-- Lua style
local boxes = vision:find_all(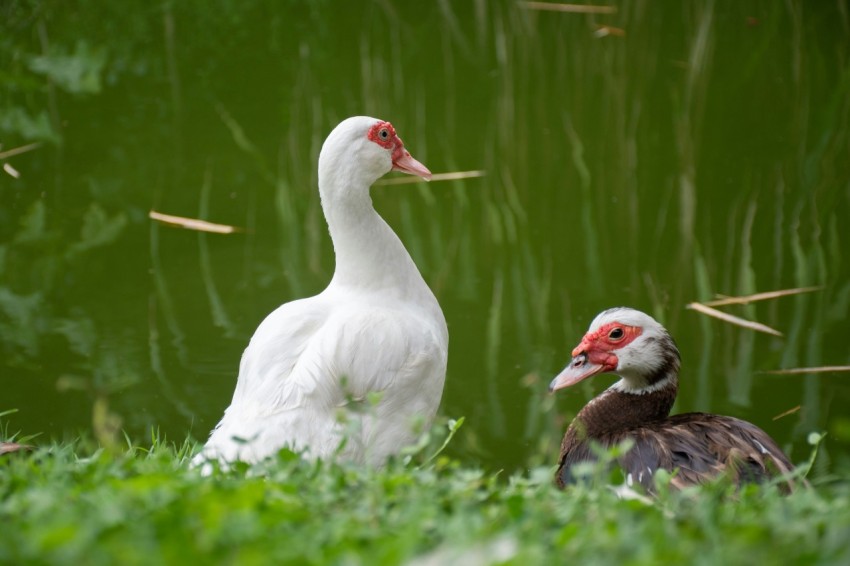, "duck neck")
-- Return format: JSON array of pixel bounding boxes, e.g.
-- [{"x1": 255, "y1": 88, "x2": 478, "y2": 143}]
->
[
  {"x1": 569, "y1": 377, "x2": 678, "y2": 441},
  {"x1": 573, "y1": 337, "x2": 682, "y2": 439},
  {"x1": 319, "y1": 174, "x2": 427, "y2": 297}
]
